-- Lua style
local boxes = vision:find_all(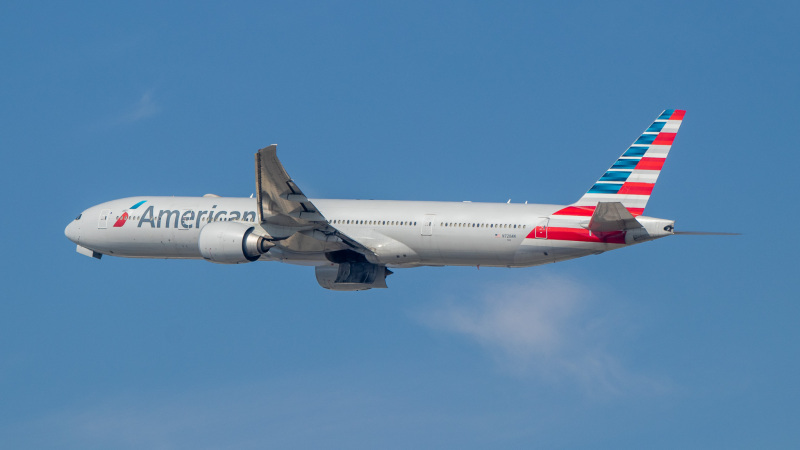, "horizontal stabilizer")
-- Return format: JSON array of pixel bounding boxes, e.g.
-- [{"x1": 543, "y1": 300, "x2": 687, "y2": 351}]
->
[{"x1": 587, "y1": 202, "x2": 643, "y2": 232}]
